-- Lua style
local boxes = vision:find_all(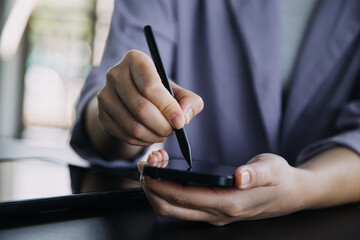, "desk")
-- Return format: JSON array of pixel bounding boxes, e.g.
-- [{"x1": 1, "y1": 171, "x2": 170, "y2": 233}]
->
[
  {"x1": 0, "y1": 138, "x2": 359, "y2": 239},
  {"x1": 0, "y1": 195, "x2": 359, "y2": 240}
]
